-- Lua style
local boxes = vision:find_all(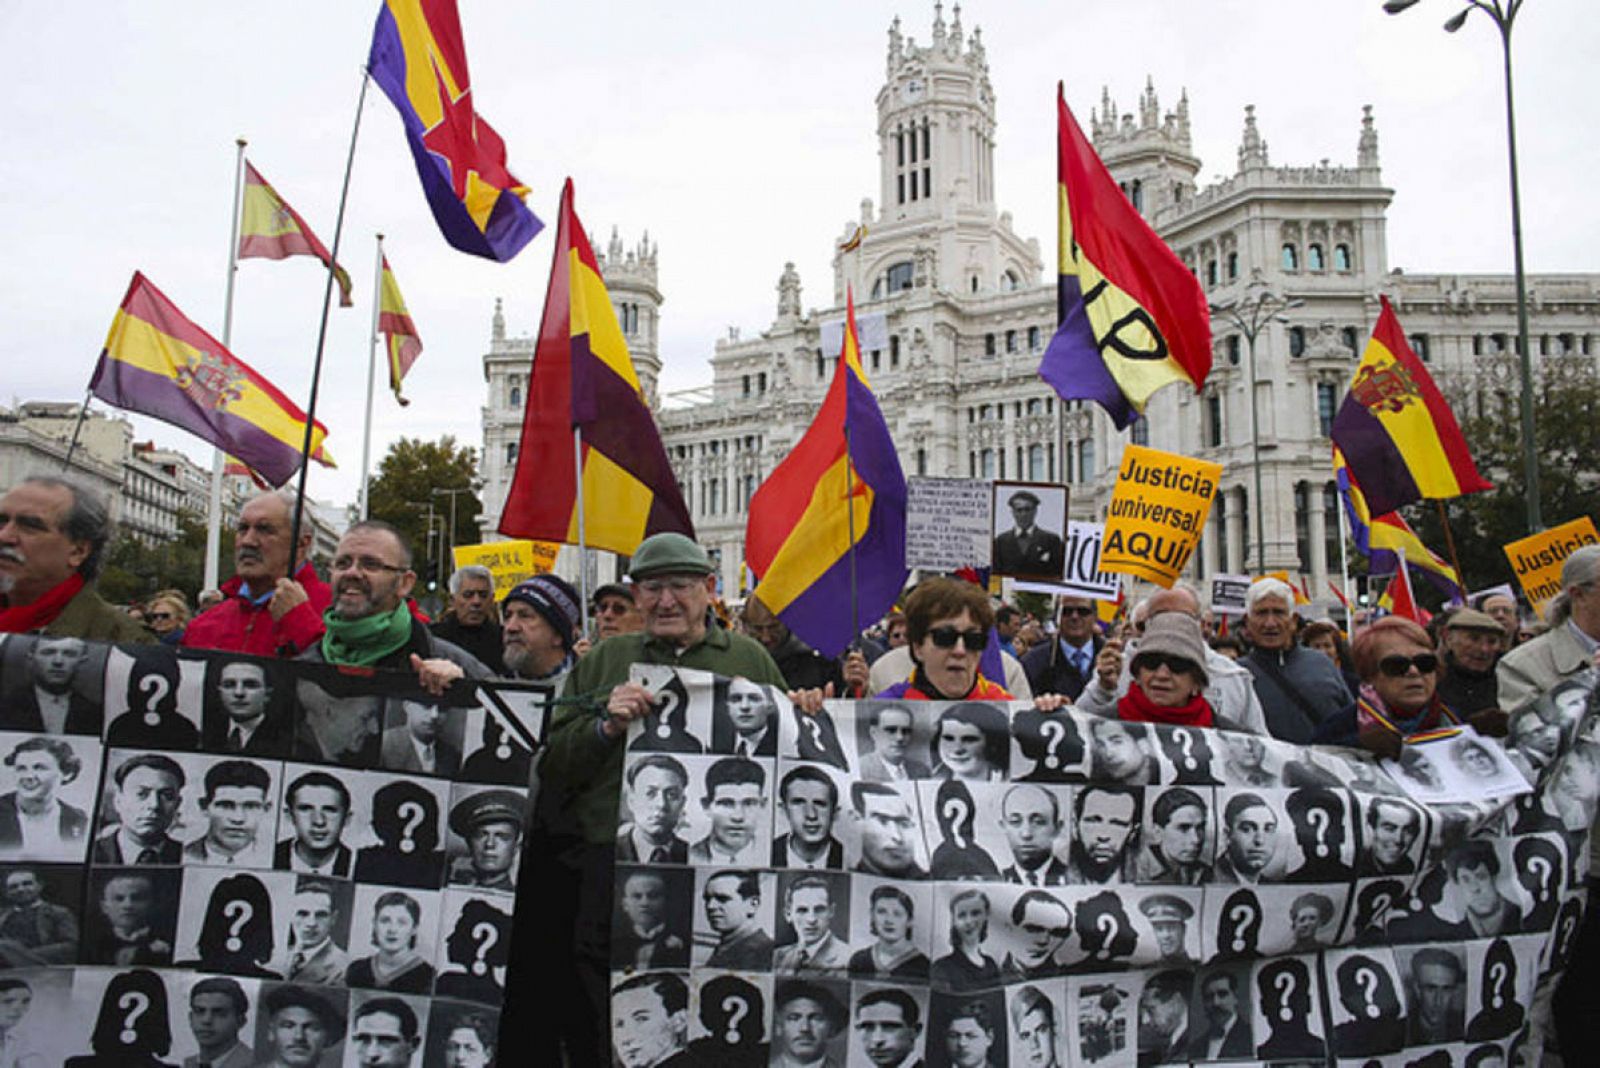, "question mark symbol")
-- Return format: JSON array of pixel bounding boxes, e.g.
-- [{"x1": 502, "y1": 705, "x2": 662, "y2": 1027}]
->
[
  {"x1": 941, "y1": 796, "x2": 970, "y2": 850},
  {"x1": 1173, "y1": 729, "x2": 1197, "y2": 771},
  {"x1": 1095, "y1": 912, "x2": 1120, "y2": 960},
  {"x1": 223, "y1": 899, "x2": 253, "y2": 953},
  {"x1": 1353, "y1": 966, "x2": 1382, "y2": 1019},
  {"x1": 655, "y1": 690, "x2": 680, "y2": 739},
  {"x1": 471, "y1": 921, "x2": 499, "y2": 976},
  {"x1": 1487, "y1": 960, "x2": 1507, "y2": 1008},
  {"x1": 138, "y1": 673, "x2": 169, "y2": 726},
  {"x1": 1228, "y1": 902, "x2": 1256, "y2": 953},
  {"x1": 1272, "y1": 970, "x2": 1298, "y2": 1022},
  {"x1": 1306, "y1": 808, "x2": 1331, "y2": 859},
  {"x1": 1370, "y1": 892, "x2": 1393, "y2": 919},
  {"x1": 720, "y1": 995, "x2": 749, "y2": 1044},
  {"x1": 118, "y1": 990, "x2": 150, "y2": 1045},
  {"x1": 1040, "y1": 720, "x2": 1066, "y2": 770},
  {"x1": 802, "y1": 714, "x2": 826, "y2": 754},
  {"x1": 396, "y1": 800, "x2": 425, "y2": 855},
  {"x1": 1528, "y1": 856, "x2": 1552, "y2": 902}
]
